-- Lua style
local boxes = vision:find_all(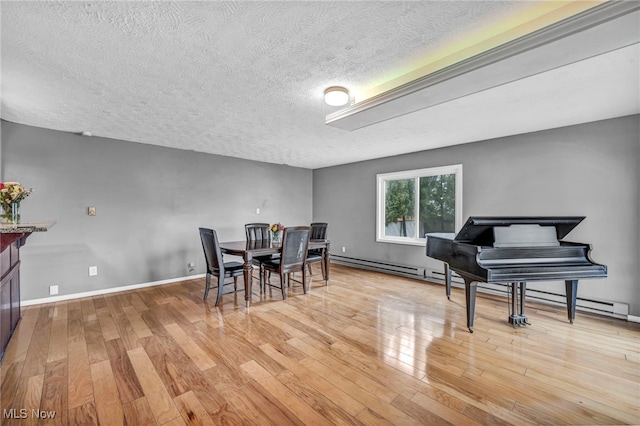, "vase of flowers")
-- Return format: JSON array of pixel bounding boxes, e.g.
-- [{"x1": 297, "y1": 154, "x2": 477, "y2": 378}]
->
[
  {"x1": 269, "y1": 222, "x2": 284, "y2": 244},
  {"x1": 0, "y1": 181, "x2": 33, "y2": 224}
]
